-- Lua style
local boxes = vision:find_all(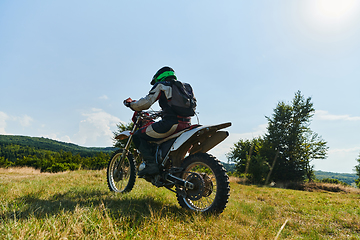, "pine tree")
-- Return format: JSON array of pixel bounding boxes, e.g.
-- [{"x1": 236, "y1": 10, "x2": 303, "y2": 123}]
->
[
  {"x1": 228, "y1": 91, "x2": 328, "y2": 183},
  {"x1": 264, "y1": 91, "x2": 328, "y2": 182}
]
